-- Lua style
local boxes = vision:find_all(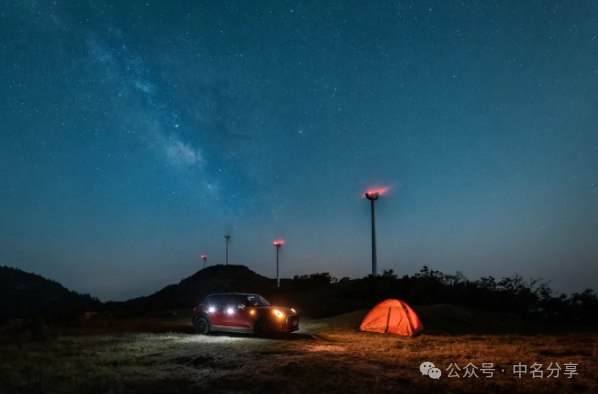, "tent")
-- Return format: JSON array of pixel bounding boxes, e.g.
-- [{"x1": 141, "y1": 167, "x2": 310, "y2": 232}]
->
[{"x1": 360, "y1": 299, "x2": 423, "y2": 336}]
